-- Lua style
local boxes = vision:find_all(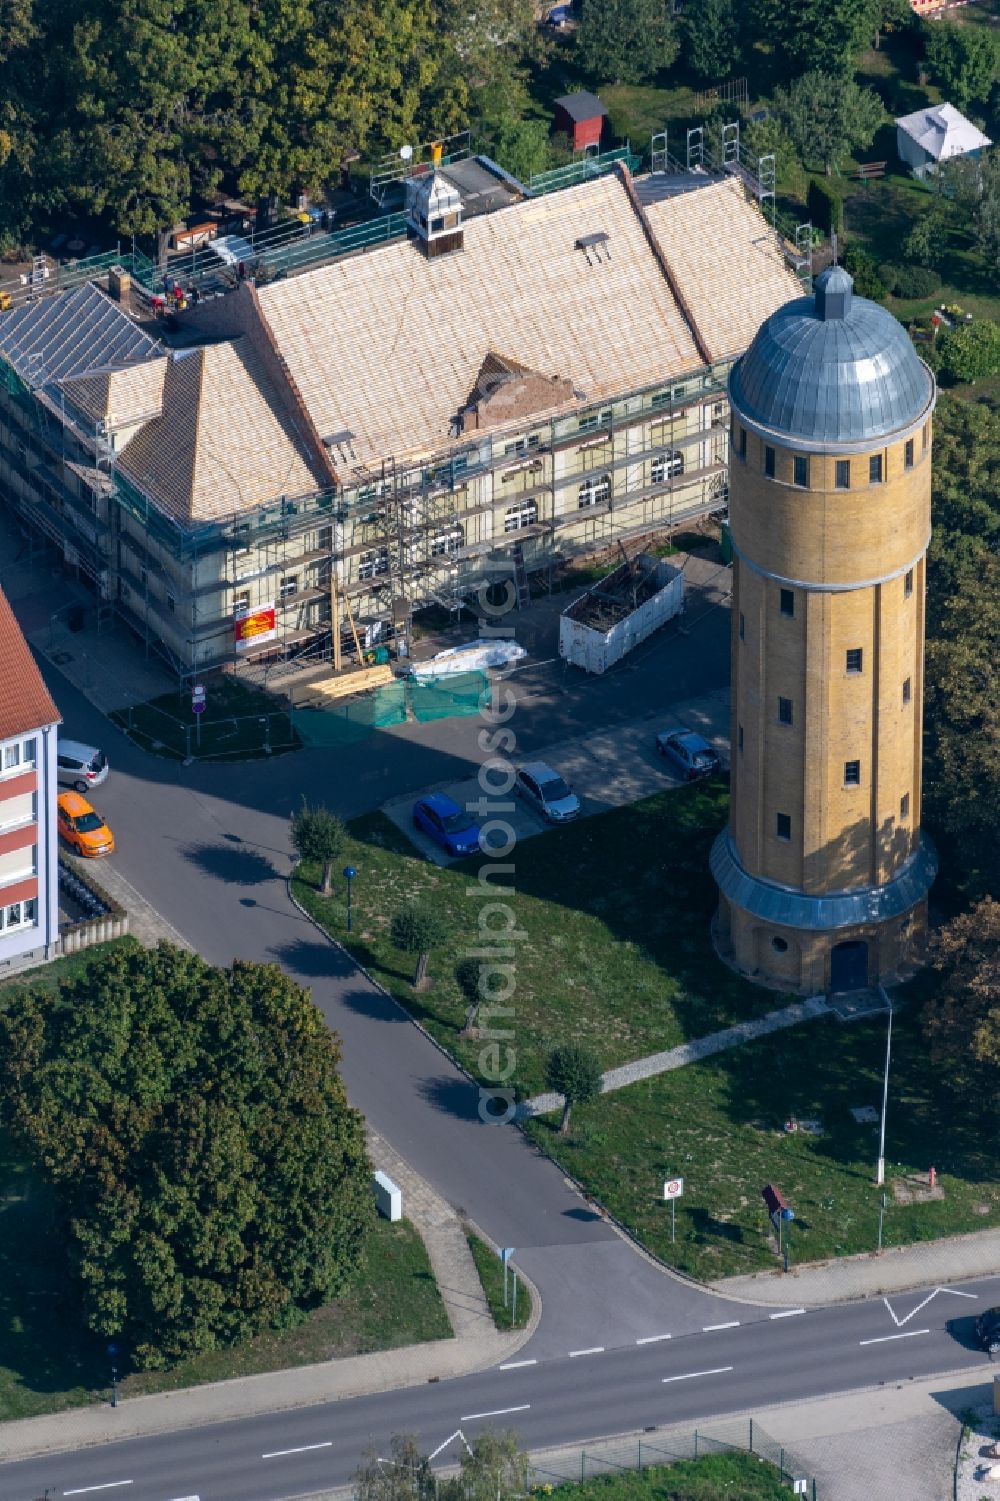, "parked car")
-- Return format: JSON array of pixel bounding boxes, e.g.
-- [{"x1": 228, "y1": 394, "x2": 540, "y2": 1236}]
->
[
  {"x1": 412, "y1": 792, "x2": 482, "y2": 858},
  {"x1": 542, "y1": 4, "x2": 572, "y2": 28},
  {"x1": 57, "y1": 738, "x2": 109, "y2": 792},
  {"x1": 976, "y1": 1306, "x2": 1000, "y2": 1358},
  {"x1": 57, "y1": 791, "x2": 115, "y2": 858},
  {"x1": 655, "y1": 727, "x2": 720, "y2": 780},
  {"x1": 515, "y1": 762, "x2": 581, "y2": 823}
]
